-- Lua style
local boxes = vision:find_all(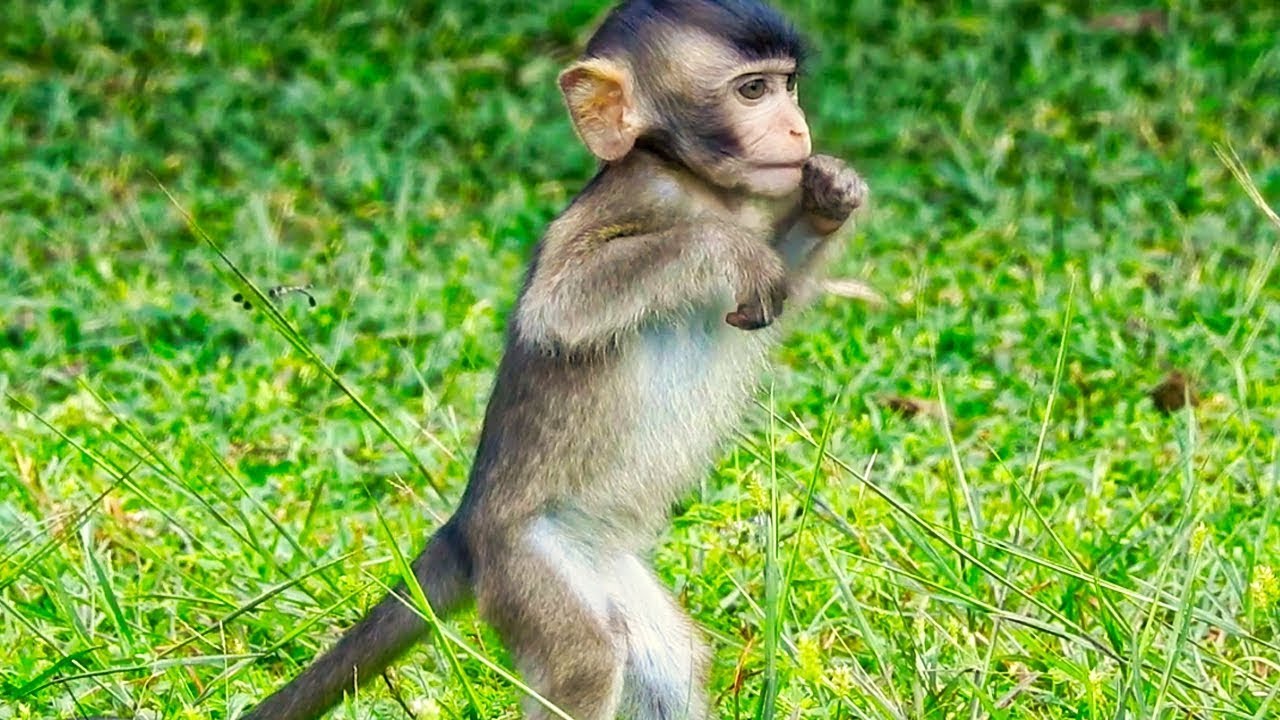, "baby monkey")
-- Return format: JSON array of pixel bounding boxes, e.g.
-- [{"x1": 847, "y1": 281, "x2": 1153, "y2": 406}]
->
[{"x1": 241, "y1": 1, "x2": 866, "y2": 718}]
